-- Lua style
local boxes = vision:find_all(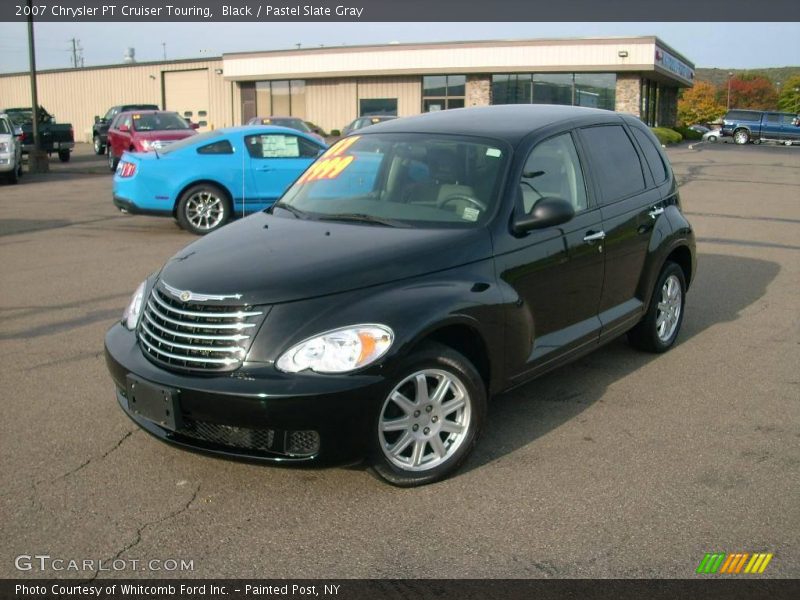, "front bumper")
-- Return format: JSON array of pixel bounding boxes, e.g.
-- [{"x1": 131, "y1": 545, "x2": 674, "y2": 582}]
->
[{"x1": 104, "y1": 323, "x2": 384, "y2": 465}]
